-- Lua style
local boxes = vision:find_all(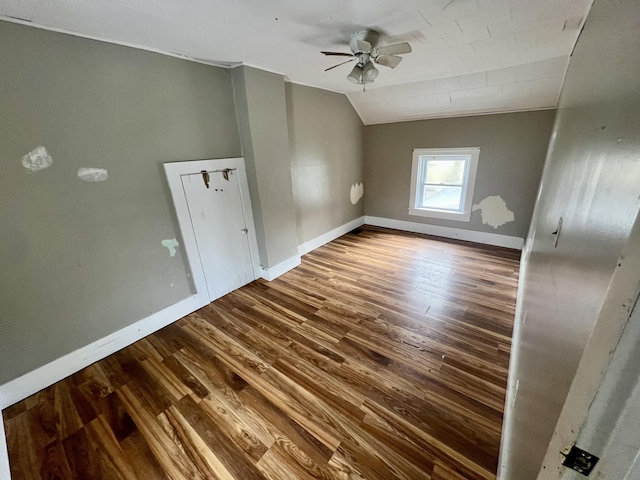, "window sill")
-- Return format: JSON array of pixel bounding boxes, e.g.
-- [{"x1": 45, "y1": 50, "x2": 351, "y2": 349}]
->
[{"x1": 408, "y1": 207, "x2": 471, "y2": 222}]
